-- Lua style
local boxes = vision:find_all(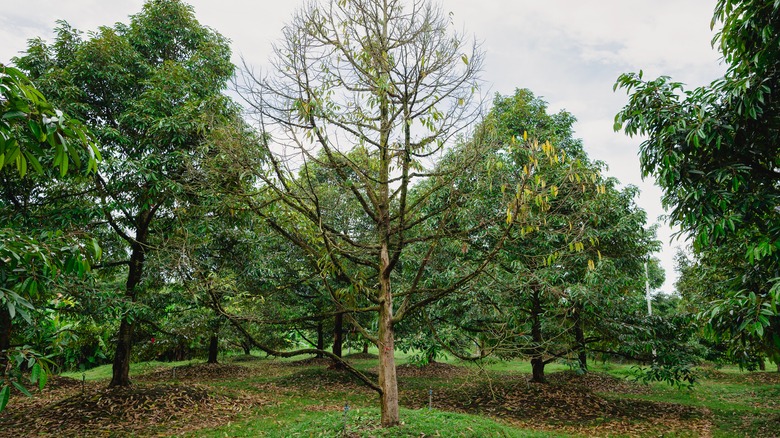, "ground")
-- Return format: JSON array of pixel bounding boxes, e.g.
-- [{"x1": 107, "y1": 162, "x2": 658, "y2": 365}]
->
[{"x1": 1, "y1": 355, "x2": 779, "y2": 437}]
